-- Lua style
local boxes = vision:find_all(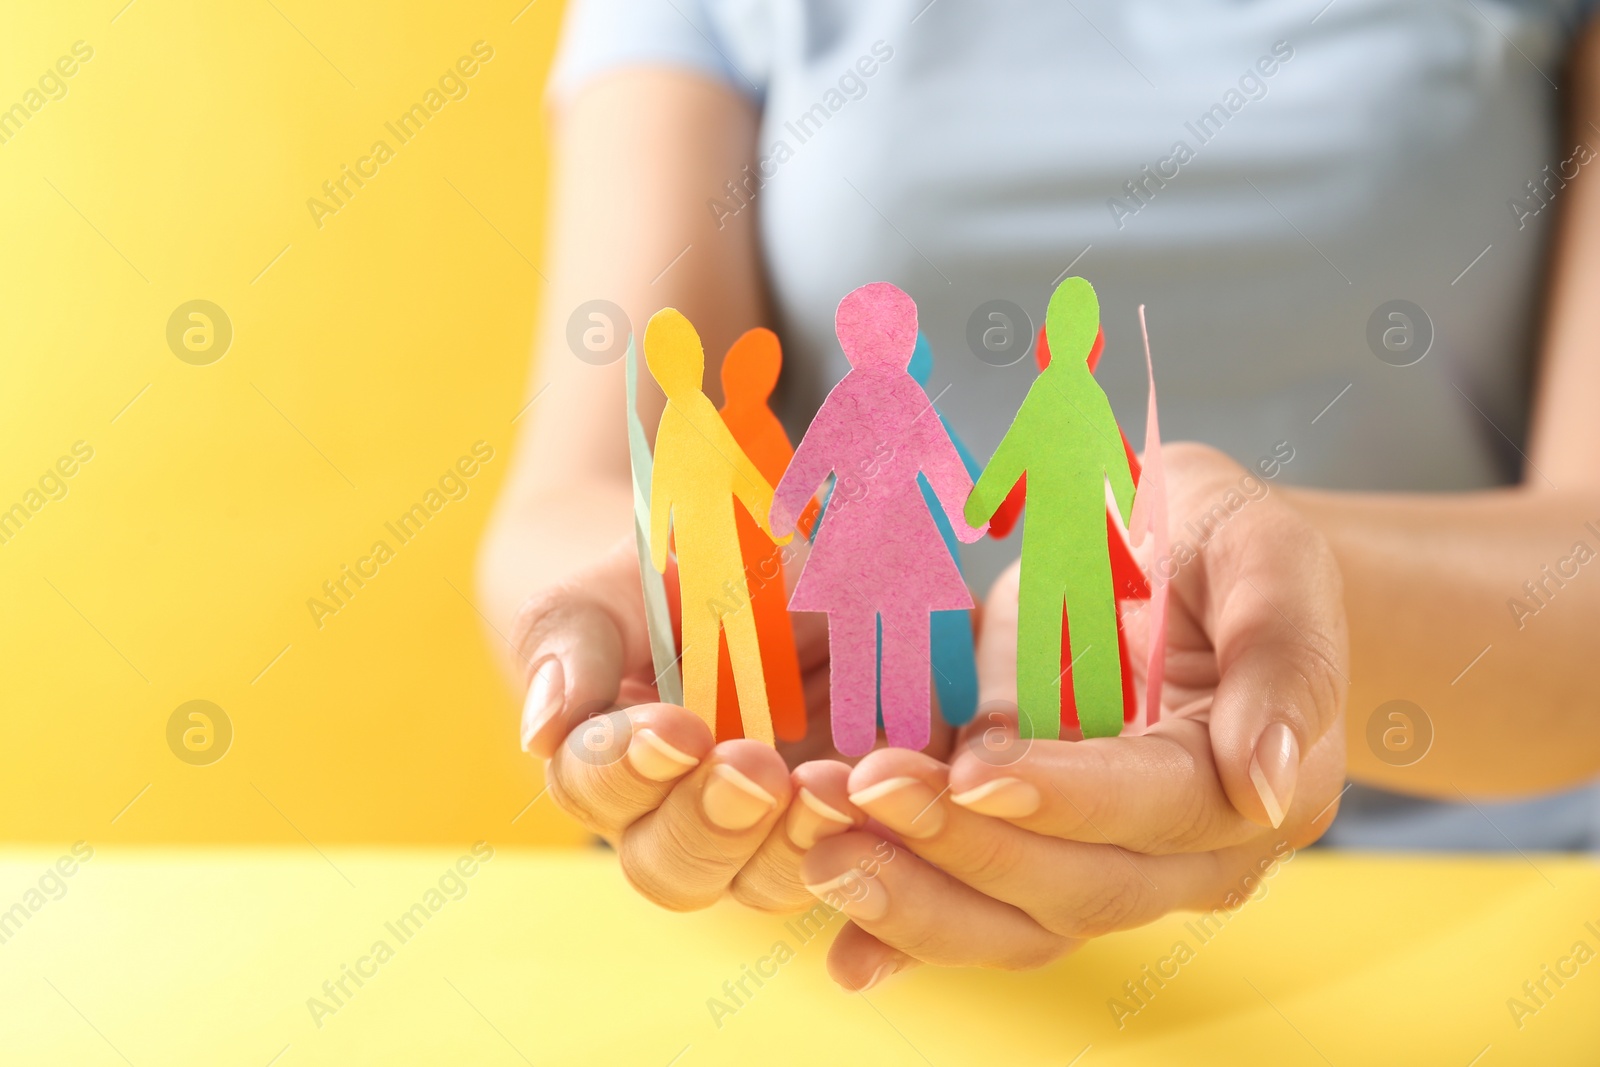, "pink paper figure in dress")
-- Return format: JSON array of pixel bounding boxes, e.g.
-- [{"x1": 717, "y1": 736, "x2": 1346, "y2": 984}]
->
[{"x1": 771, "y1": 282, "x2": 988, "y2": 755}]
